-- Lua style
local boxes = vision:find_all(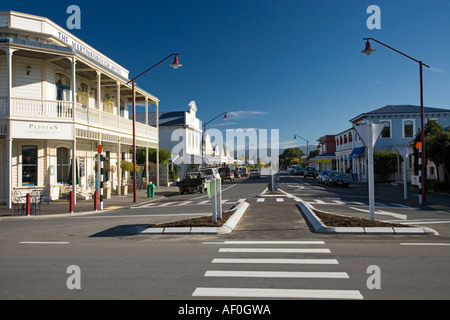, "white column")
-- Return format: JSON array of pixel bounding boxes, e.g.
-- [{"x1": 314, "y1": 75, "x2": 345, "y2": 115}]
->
[
  {"x1": 116, "y1": 81, "x2": 121, "y2": 194},
  {"x1": 6, "y1": 47, "x2": 16, "y2": 209},
  {"x1": 96, "y1": 71, "x2": 102, "y2": 200},
  {"x1": 71, "y1": 57, "x2": 77, "y2": 204}
]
